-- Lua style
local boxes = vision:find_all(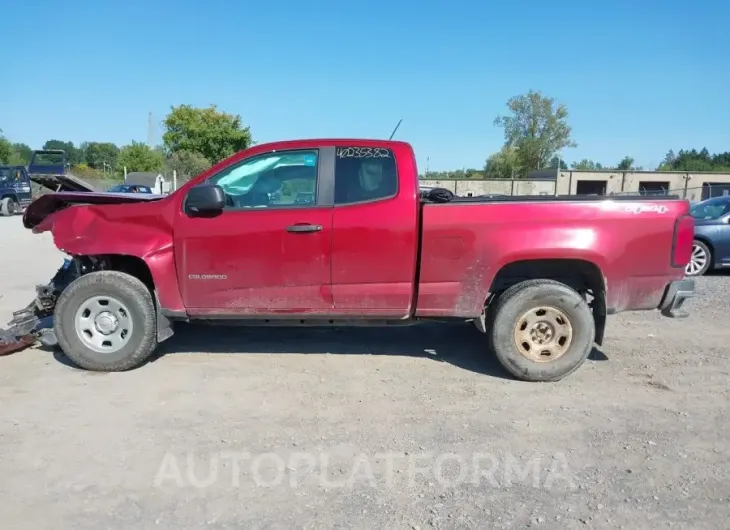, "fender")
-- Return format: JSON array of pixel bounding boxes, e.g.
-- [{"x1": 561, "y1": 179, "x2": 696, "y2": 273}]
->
[
  {"x1": 30, "y1": 200, "x2": 186, "y2": 314},
  {"x1": 458, "y1": 230, "x2": 609, "y2": 317}
]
